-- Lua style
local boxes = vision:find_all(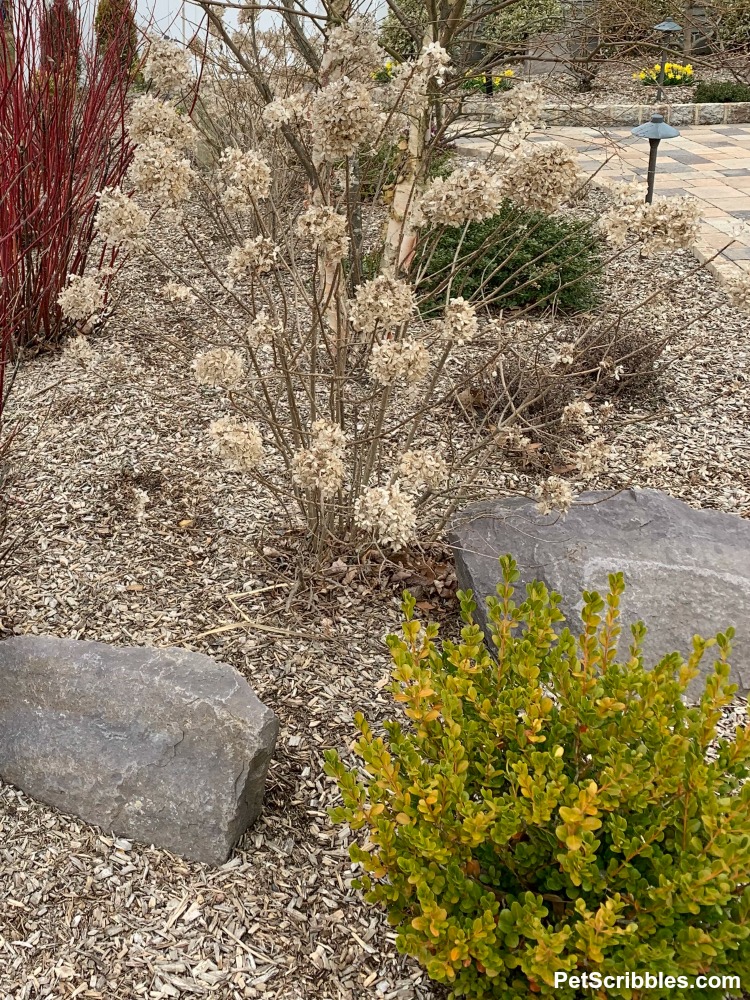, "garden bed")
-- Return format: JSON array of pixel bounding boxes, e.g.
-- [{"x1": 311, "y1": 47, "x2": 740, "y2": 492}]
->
[{"x1": 1, "y1": 182, "x2": 749, "y2": 996}]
